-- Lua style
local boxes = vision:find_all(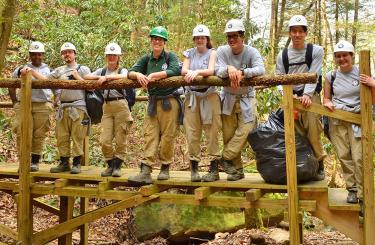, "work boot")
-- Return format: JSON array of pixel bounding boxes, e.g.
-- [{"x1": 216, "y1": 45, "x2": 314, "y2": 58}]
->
[
  {"x1": 128, "y1": 163, "x2": 153, "y2": 185},
  {"x1": 190, "y1": 160, "x2": 201, "y2": 182},
  {"x1": 202, "y1": 159, "x2": 220, "y2": 182},
  {"x1": 70, "y1": 156, "x2": 82, "y2": 174},
  {"x1": 50, "y1": 157, "x2": 70, "y2": 173},
  {"x1": 227, "y1": 167, "x2": 245, "y2": 181},
  {"x1": 347, "y1": 190, "x2": 358, "y2": 204},
  {"x1": 101, "y1": 159, "x2": 114, "y2": 177},
  {"x1": 359, "y1": 199, "x2": 364, "y2": 217},
  {"x1": 315, "y1": 160, "x2": 325, "y2": 181},
  {"x1": 30, "y1": 154, "x2": 40, "y2": 172},
  {"x1": 111, "y1": 157, "x2": 123, "y2": 177},
  {"x1": 221, "y1": 158, "x2": 237, "y2": 175},
  {"x1": 157, "y1": 164, "x2": 170, "y2": 180}
]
